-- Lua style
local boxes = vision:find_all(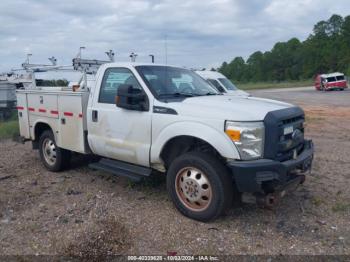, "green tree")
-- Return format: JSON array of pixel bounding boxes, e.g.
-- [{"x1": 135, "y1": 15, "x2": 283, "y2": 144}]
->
[
  {"x1": 327, "y1": 14, "x2": 344, "y2": 35},
  {"x1": 246, "y1": 51, "x2": 264, "y2": 81},
  {"x1": 219, "y1": 14, "x2": 350, "y2": 82}
]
